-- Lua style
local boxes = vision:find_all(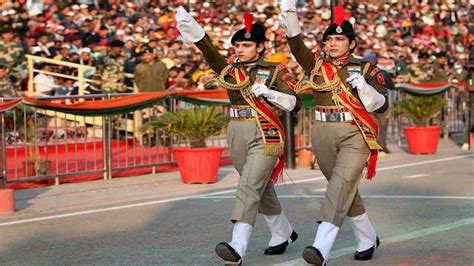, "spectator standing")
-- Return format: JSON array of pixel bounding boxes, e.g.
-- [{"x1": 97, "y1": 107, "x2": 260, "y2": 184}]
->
[{"x1": 36, "y1": 33, "x2": 53, "y2": 57}]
